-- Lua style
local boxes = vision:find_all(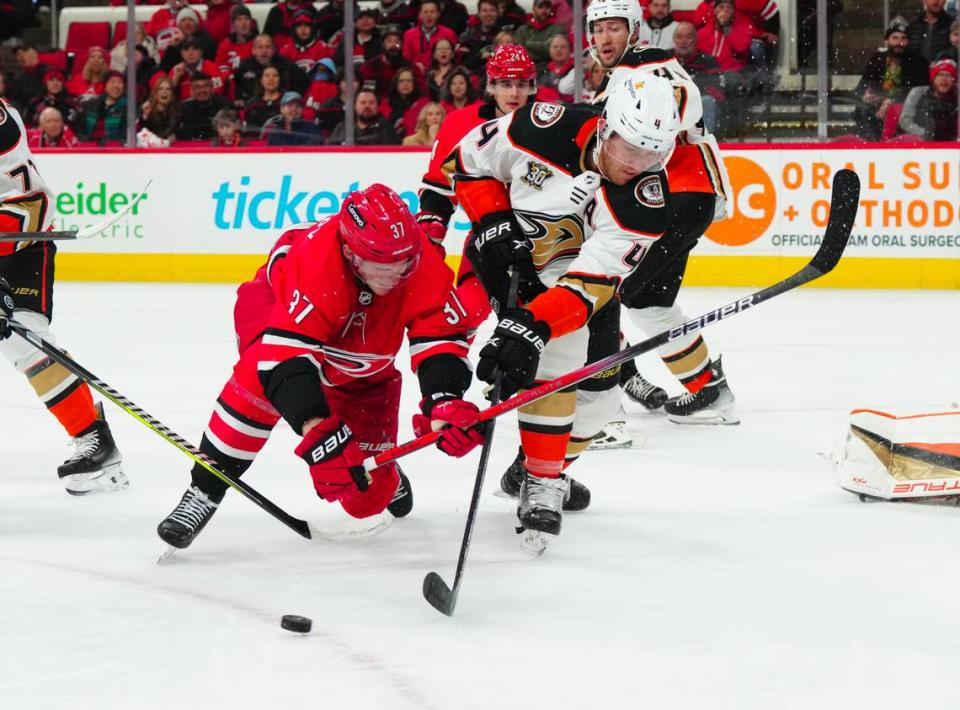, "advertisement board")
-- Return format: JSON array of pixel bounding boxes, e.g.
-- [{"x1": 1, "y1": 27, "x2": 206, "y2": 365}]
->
[{"x1": 35, "y1": 145, "x2": 960, "y2": 287}]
